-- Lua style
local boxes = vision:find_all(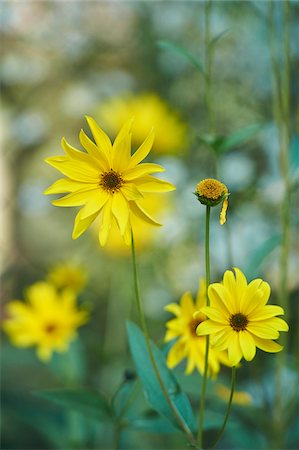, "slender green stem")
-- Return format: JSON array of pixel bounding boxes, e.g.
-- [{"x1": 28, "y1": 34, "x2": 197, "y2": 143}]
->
[
  {"x1": 130, "y1": 229, "x2": 197, "y2": 446},
  {"x1": 205, "y1": 0, "x2": 213, "y2": 135},
  {"x1": 197, "y1": 205, "x2": 211, "y2": 448},
  {"x1": 211, "y1": 367, "x2": 236, "y2": 450}
]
